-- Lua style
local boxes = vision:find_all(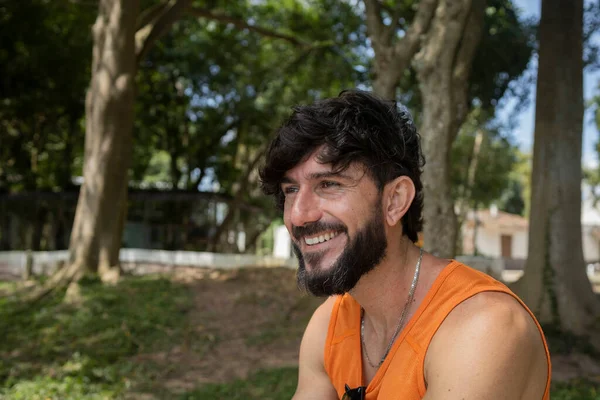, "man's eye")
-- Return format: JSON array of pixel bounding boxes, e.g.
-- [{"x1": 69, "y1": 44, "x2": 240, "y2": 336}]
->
[
  {"x1": 320, "y1": 181, "x2": 340, "y2": 189},
  {"x1": 283, "y1": 186, "x2": 298, "y2": 195}
]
